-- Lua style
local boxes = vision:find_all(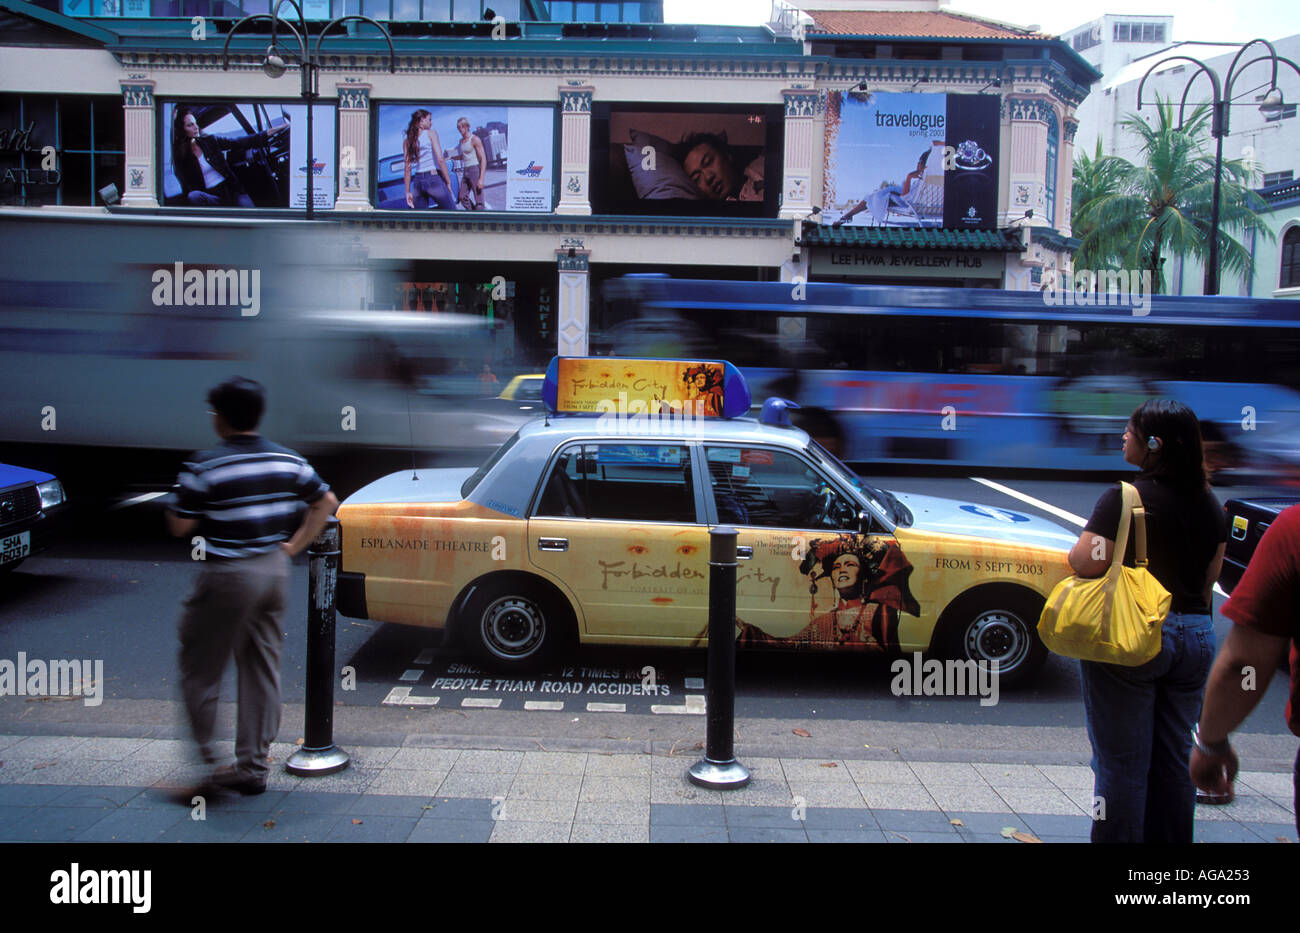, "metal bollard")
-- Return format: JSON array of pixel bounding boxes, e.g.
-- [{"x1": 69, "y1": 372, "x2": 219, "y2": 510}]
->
[
  {"x1": 688, "y1": 526, "x2": 751, "y2": 789},
  {"x1": 287, "y1": 515, "x2": 350, "y2": 776}
]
